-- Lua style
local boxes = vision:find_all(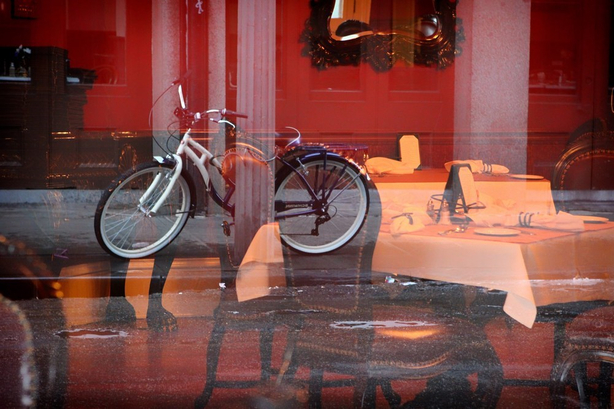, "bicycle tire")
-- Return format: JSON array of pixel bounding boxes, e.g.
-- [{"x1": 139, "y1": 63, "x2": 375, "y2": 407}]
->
[
  {"x1": 274, "y1": 154, "x2": 369, "y2": 254},
  {"x1": 95, "y1": 162, "x2": 192, "y2": 258}
]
